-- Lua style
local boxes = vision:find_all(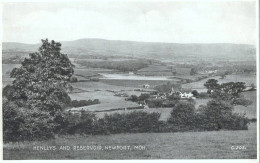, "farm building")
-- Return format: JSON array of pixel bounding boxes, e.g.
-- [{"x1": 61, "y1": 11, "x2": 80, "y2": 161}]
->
[
  {"x1": 179, "y1": 92, "x2": 194, "y2": 99},
  {"x1": 143, "y1": 84, "x2": 150, "y2": 89},
  {"x1": 170, "y1": 87, "x2": 194, "y2": 99}
]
